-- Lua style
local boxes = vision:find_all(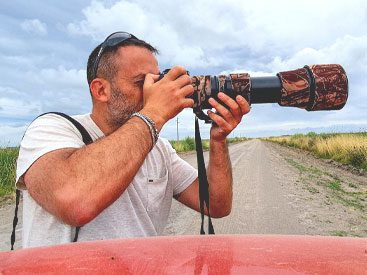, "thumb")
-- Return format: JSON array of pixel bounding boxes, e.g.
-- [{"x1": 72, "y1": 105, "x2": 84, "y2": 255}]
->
[{"x1": 144, "y1": 73, "x2": 160, "y2": 87}]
